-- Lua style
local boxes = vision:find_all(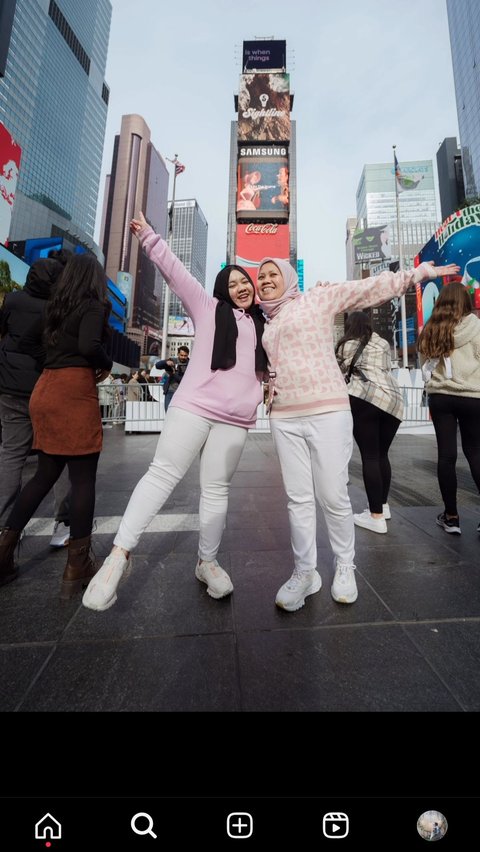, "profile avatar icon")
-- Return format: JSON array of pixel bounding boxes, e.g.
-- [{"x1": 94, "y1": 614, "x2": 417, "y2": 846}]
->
[{"x1": 417, "y1": 810, "x2": 448, "y2": 841}]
